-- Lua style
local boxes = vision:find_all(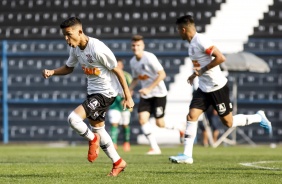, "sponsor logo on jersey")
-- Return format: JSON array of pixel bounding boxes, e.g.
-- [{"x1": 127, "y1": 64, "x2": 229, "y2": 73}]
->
[{"x1": 82, "y1": 66, "x2": 101, "y2": 75}]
